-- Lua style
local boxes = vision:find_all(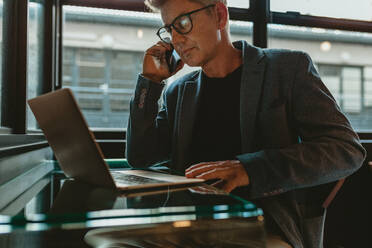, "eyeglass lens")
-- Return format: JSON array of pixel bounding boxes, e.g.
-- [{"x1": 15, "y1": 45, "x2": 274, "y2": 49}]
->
[{"x1": 159, "y1": 15, "x2": 192, "y2": 43}]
